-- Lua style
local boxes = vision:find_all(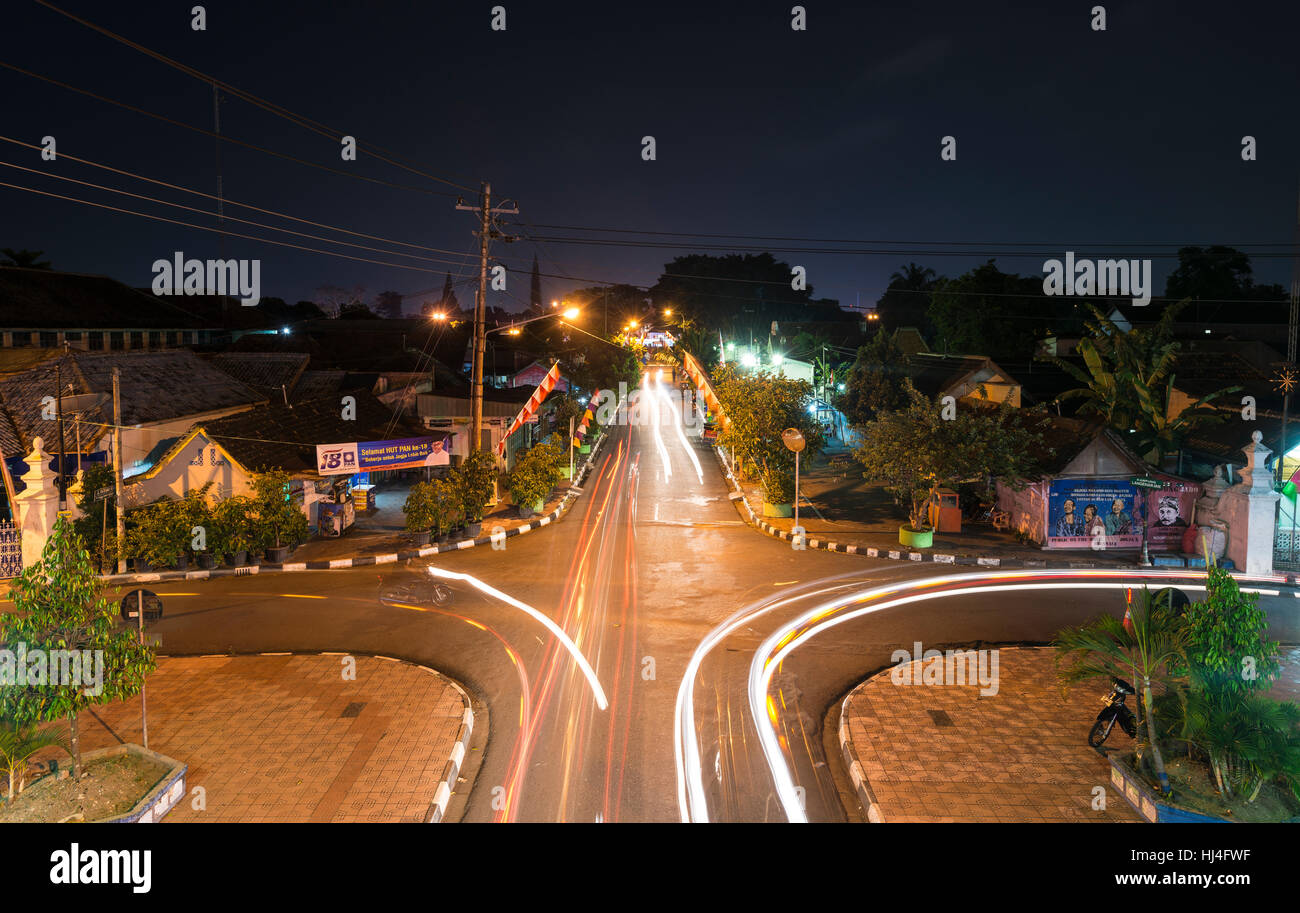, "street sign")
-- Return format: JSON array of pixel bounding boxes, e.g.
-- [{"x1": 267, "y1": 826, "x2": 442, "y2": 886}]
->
[
  {"x1": 94, "y1": 486, "x2": 113, "y2": 501},
  {"x1": 781, "y1": 428, "x2": 806, "y2": 453},
  {"x1": 119, "y1": 589, "x2": 163, "y2": 625},
  {"x1": 1131, "y1": 476, "x2": 1165, "y2": 490}
]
